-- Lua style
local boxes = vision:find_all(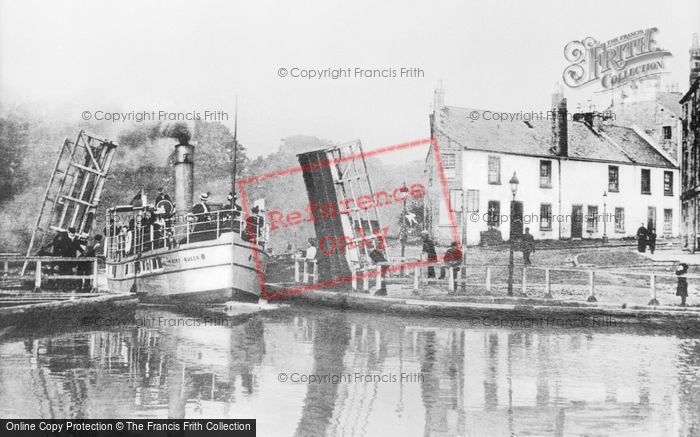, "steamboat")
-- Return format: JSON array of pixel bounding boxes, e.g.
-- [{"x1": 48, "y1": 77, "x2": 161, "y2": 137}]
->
[{"x1": 103, "y1": 138, "x2": 269, "y2": 303}]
